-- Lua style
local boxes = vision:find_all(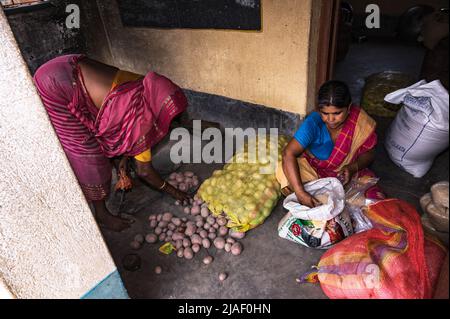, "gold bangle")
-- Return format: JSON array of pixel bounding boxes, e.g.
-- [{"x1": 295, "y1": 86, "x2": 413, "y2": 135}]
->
[{"x1": 159, "y1": 181, "x2": 167, "y2": 190}]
